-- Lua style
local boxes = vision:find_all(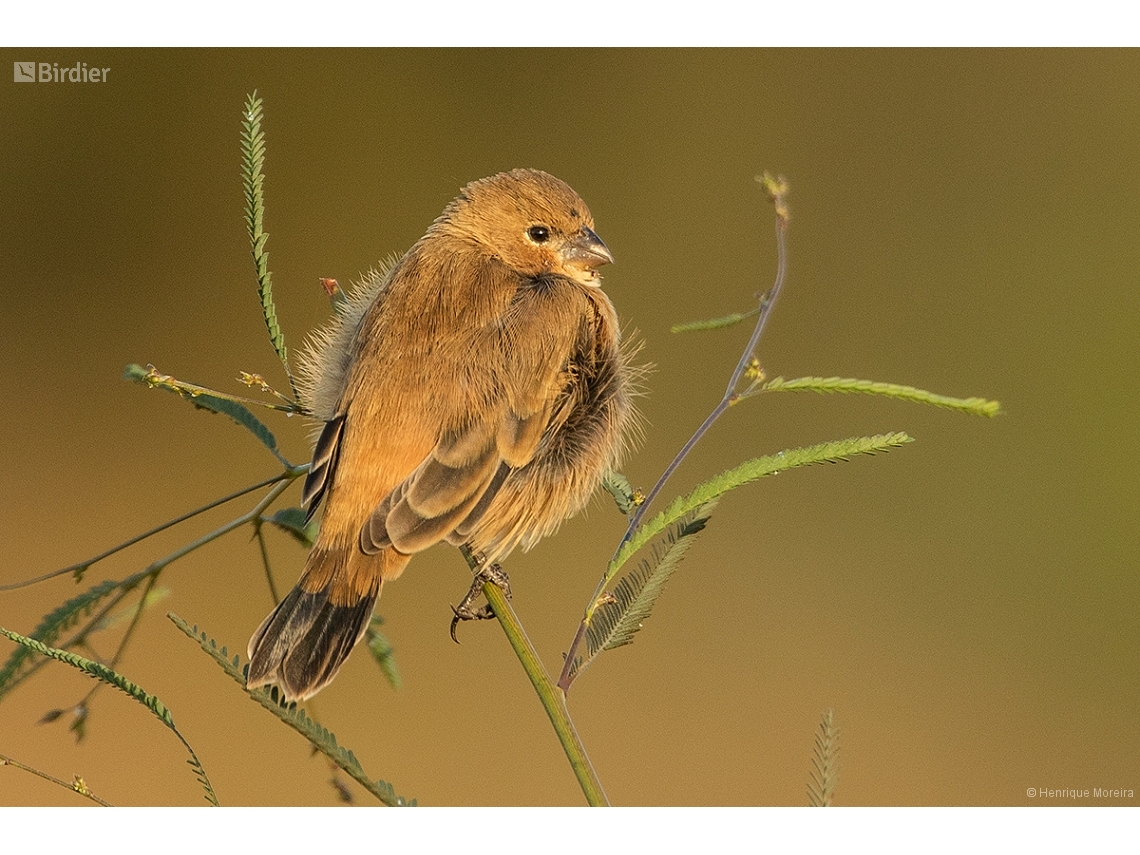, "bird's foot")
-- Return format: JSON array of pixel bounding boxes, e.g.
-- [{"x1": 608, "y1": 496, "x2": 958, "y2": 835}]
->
[{"x1": 450, "y1": 563, "x2": 512, "y2": 643}]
